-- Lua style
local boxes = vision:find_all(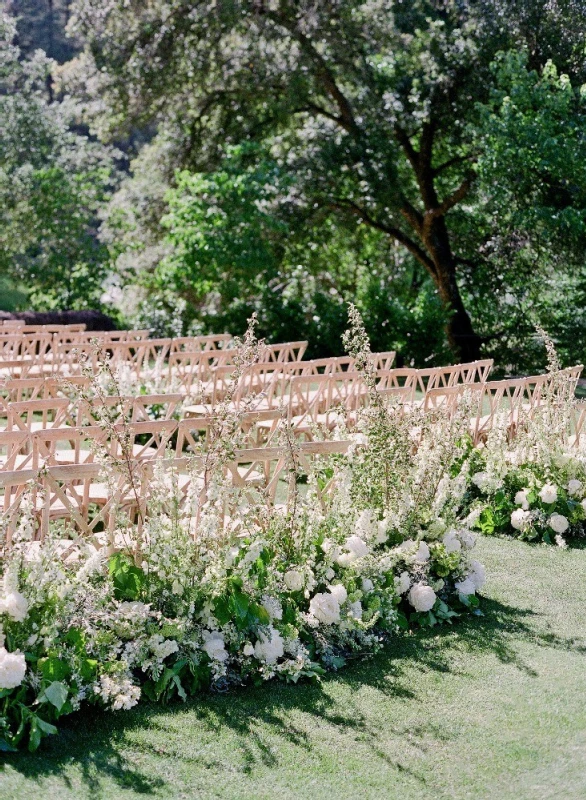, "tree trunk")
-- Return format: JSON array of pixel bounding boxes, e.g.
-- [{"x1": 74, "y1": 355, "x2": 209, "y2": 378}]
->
[{"x1": 423, "y1": 217, "x2": 482, "y2": 363}]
